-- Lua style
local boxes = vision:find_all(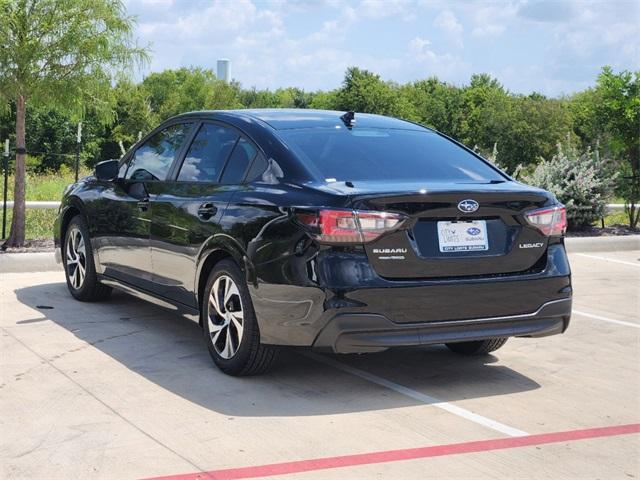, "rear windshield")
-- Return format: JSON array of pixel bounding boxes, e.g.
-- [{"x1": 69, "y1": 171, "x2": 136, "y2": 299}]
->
[{"x1": 278, "y1": 128, "x2": 505, "y2": 182}]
